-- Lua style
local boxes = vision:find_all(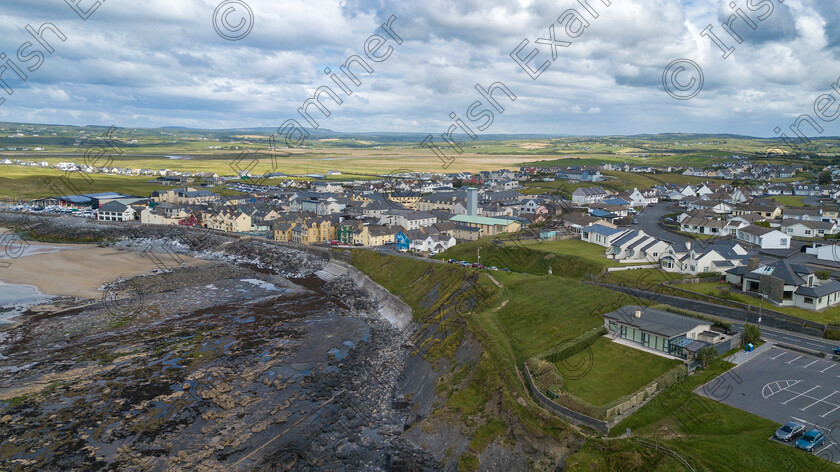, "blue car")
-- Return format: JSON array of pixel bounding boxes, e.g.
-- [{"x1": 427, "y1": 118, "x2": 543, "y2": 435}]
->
[
  {"x1": 834, "y1": 347, "x2": 840, "y2": 355},
  {"x1": 796, "y1": 430, "x2": 826, "y2": 452}
]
